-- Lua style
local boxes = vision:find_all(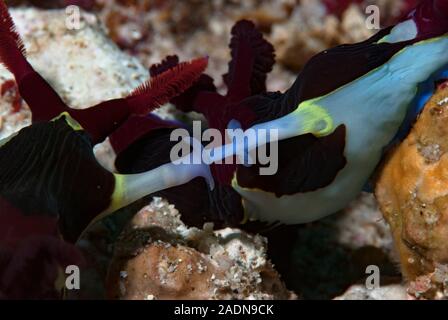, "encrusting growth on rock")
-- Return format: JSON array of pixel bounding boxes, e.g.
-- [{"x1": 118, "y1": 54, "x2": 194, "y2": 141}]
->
[{"x1": 376, "y1": 84, "x2": 448, "y2": 299}]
